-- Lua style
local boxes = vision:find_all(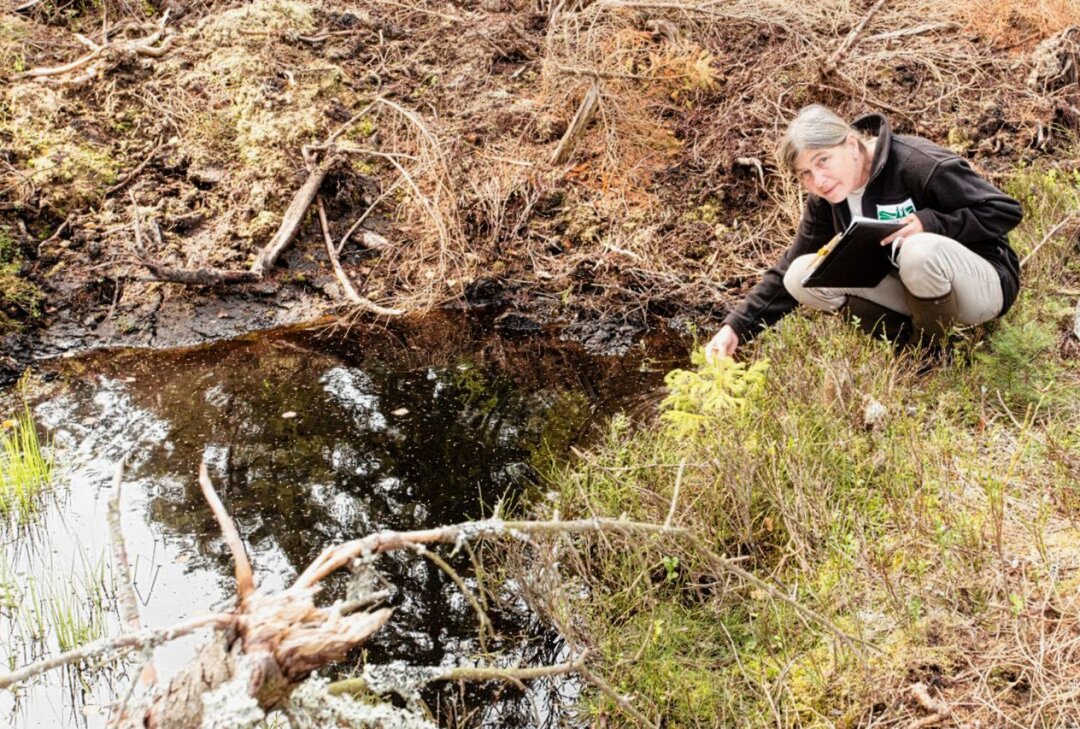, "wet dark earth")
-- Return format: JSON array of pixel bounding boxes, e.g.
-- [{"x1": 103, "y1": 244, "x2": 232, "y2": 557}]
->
[{"x1": 6, "y1": 311, "x2": 689, "y2": 728}]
